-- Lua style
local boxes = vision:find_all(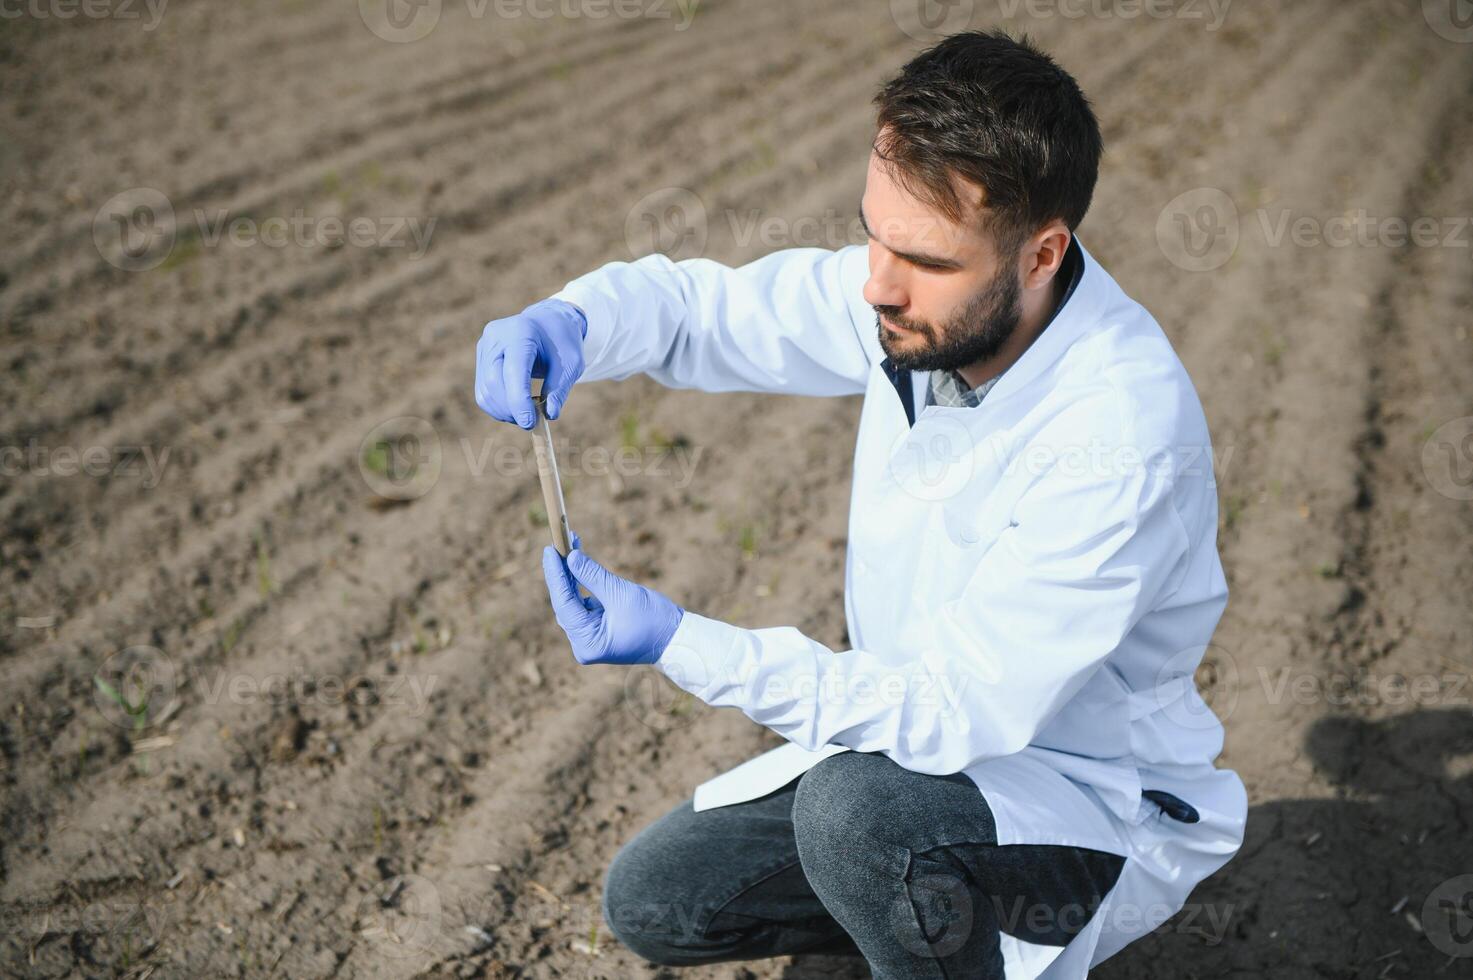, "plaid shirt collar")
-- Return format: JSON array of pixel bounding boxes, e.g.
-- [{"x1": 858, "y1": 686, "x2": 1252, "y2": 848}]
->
[{"x1": 926, "y1": 370, "x2": 999, "y2": 408}]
